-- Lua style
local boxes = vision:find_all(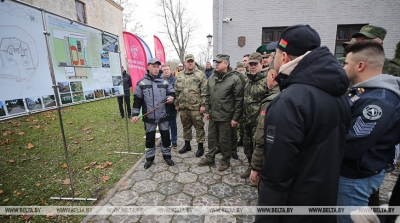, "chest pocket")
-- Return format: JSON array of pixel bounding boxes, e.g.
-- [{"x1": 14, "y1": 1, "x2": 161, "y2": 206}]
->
[
  {"x1": 139, "y1": 81, "x2": 152, "y2": 98},
  {"x1": 157, "y1": 82, "x2": 168, "y2": 97}
]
